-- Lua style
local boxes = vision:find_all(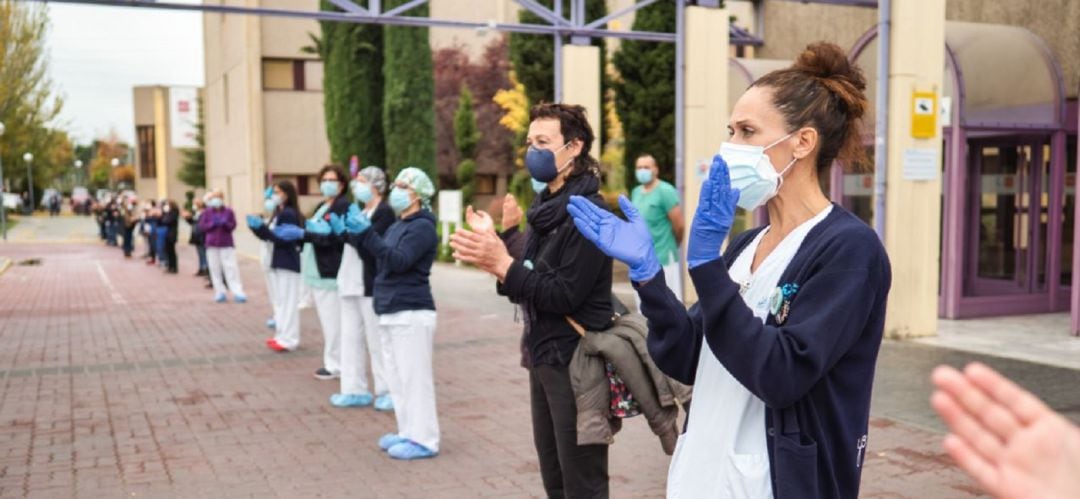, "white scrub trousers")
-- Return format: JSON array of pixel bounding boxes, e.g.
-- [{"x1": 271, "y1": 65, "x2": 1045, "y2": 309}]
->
[
  {"x1": 339, "y1": 296, "x2": 388, "y2": 395},
  {"x1": 311, "y1": 288, "x2": 342, "y2": 374},
  {"x1": 206, "y1": 246, "x2": 245, "y2": 298},
  {"x1": 269, "y1": 269, "x2": 302, "y2": 350},
  {"x1": 380, "y1": 310, "x2": 439, "y2": 452}
]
